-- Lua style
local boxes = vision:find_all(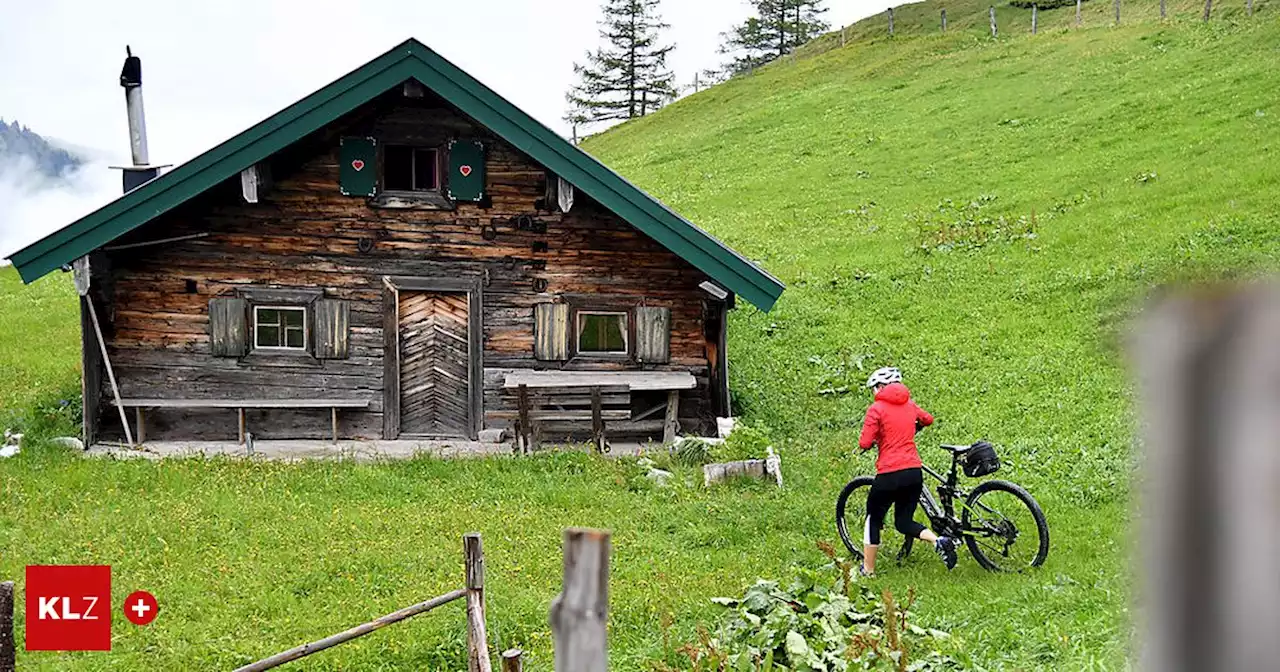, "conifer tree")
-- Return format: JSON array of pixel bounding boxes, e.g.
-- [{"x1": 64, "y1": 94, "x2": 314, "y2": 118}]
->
[
  {"x1": 719, "y1": 0, "x2": 829, "y2": 76},
  {"x1": 565, "y1": 0, "x2": 678, "y2": 126}
]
